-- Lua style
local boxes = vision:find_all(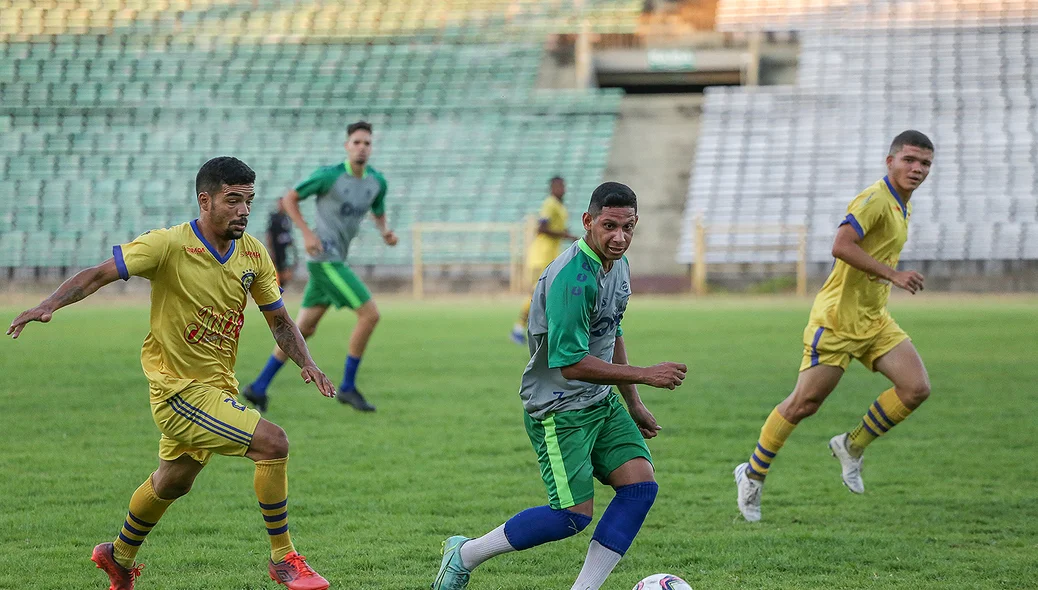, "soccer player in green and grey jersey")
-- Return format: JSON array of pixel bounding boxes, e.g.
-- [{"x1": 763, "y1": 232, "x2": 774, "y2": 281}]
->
[
  {"x1": 244, "y1": 121, "x2": 398, "y2": 413},
  {"x1": 433, "y1": 182, "x2": 688, "y2": 590}
]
